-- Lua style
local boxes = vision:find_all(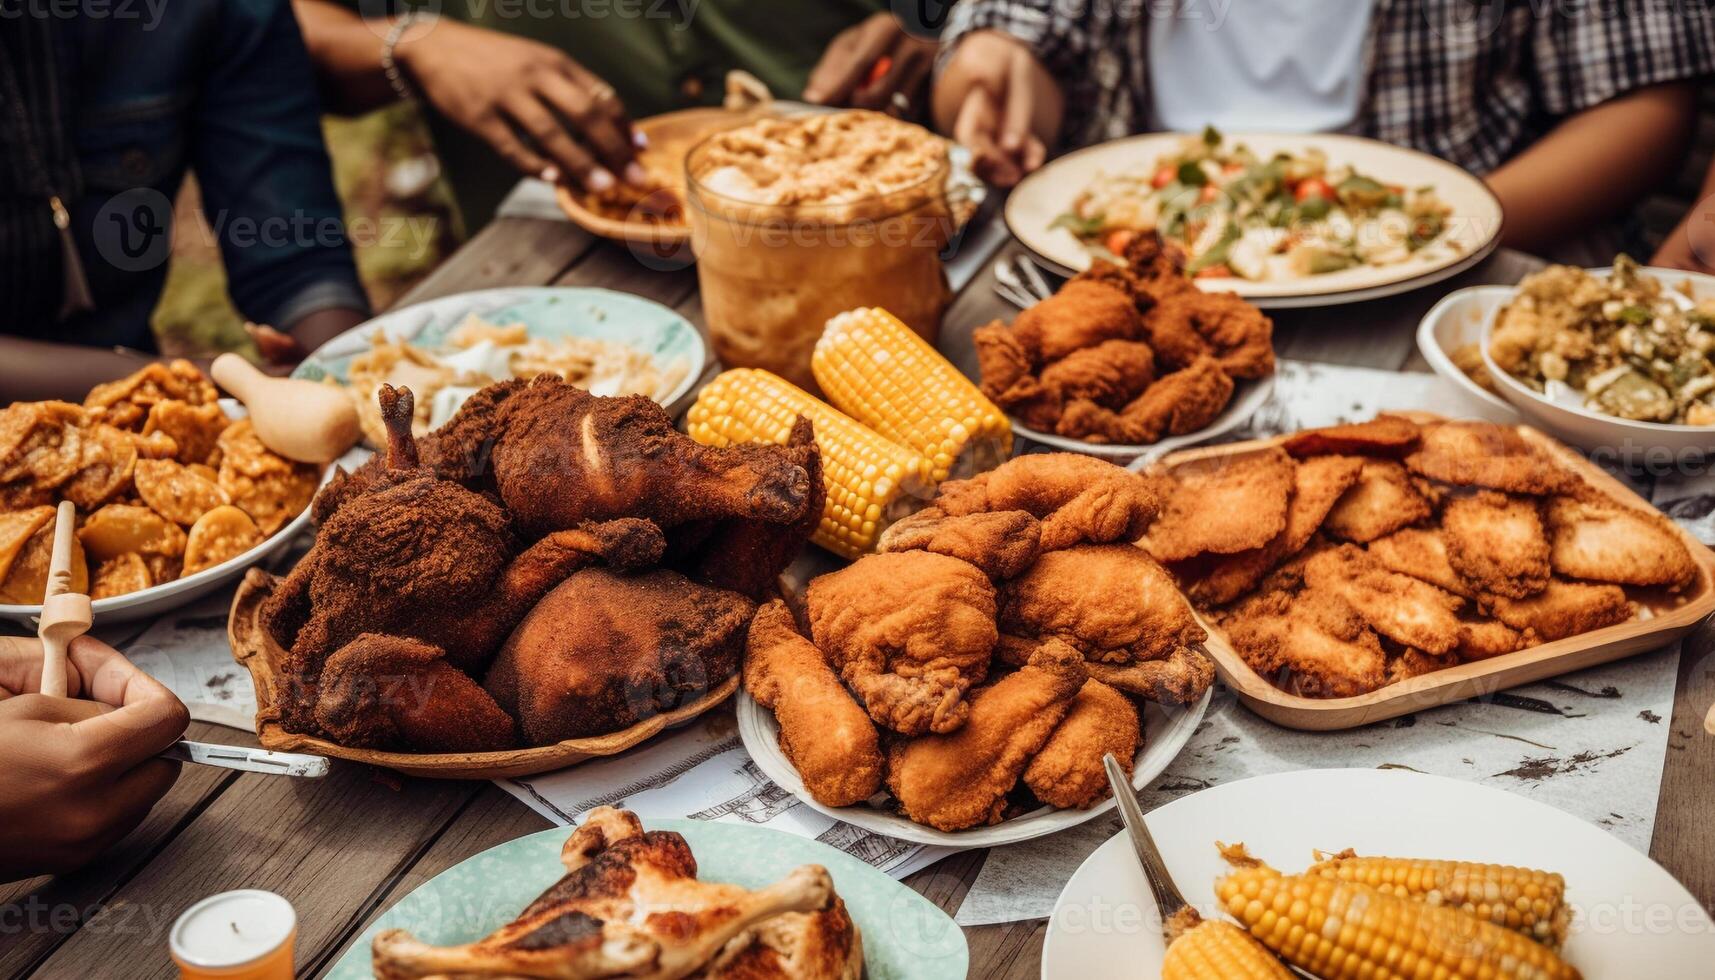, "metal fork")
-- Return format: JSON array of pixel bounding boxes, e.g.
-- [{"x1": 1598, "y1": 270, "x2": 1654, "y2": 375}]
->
[{"x1": 991, "y1": 252, "x2": 1058, "y2": 308}]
